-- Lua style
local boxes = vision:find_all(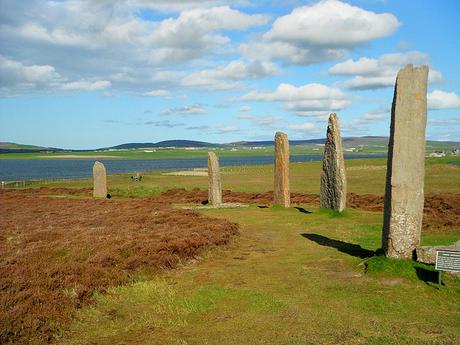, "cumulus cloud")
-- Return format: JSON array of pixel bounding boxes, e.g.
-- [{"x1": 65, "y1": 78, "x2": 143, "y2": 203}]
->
[
  {"x1": 0, "y1": 2, "x2": 268, "y2": 94},
  {"x1": 128, "y1": 0, "x2": 252, "y2": 13},
  {"x1": 241, "y1": 0, "x2": 399, "y2": 65},
  {"x1": 265, "y1": 0, "x2": 399, "y2": 47},
  {"x1": 237, "y1": 114, "x2": 280, "y2": 128},
  {"x1": 216, "y1": 124, "x2": 240, "y2": 133},
  {"x1": 144, "y1": 6, "x2": 268, "y2": 64},
  {"x1": 362, "y1": 111, "x2": 388, "y2": 121},
  {"x1": 161, "y1": 103, "x2": 207, "y2": 115},
  {"x1": 239, "y1": 105, "x2": 252, "y2": 112},
  {"x1": 186, "y1": 125, "x2": 211, "y2": 131},
  {"x1": 0, "y1": 55, "x2": 61, "y2": 91},
  {"x1": 240, "y1": 41, "x2": 346, "y2": 65},
  {"x1": 62, "y1": 80, "x2": 111, "y2": 91},
  {"x1": 143, "y1": 120, "x2": 184, "y2": 127},
  {"x1": 329, "y1": 51, "x2": 443, "y2": 90},
  {"x1": 339, "y1": 109, "x2": 390, "y2": 135},
  {"x1": 428, "y1": 90, "x2": 460, "y2": 110},
  {"x1": 0, "y1": 55, "x2": 114, "y2": 94},
  {"x1": 181, "y1": 60, "x2": 278, "y2": 90},
  {"x1": 241, "y1": 83, "x2": 351, "y2": 115},
  {"x1": 142, "y1": 89, "x2": 170, "y2": 97},
  {"x1": 287, "y1": 122, "x2": 316, "y2": 132},
  {"x1": 429, "y1": 118, "x2": 460, "y2": 126}
]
